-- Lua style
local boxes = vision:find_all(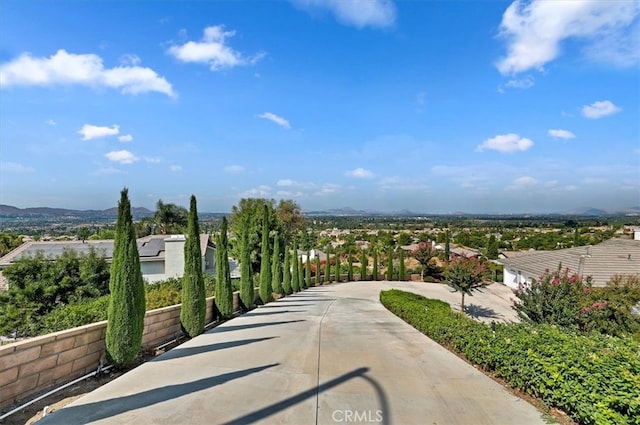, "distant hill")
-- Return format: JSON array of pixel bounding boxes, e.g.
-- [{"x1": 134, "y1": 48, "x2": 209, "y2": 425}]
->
[{"x1": 0, "y1": 205, "x2": 154, "y2": 219}]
